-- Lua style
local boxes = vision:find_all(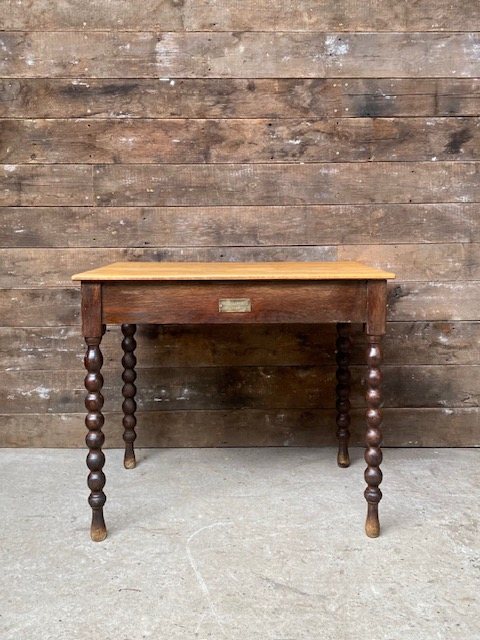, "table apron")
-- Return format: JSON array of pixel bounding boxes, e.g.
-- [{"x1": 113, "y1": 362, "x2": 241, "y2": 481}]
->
[{"x1": 101, "y1": 281, "x2": 368, "y2": 325}]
